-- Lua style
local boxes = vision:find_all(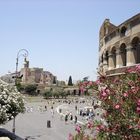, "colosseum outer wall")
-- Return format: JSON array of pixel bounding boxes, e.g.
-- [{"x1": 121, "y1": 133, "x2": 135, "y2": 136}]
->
[{"x1": 98, "y1": 13, "x2": 140, "y2": 75}]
